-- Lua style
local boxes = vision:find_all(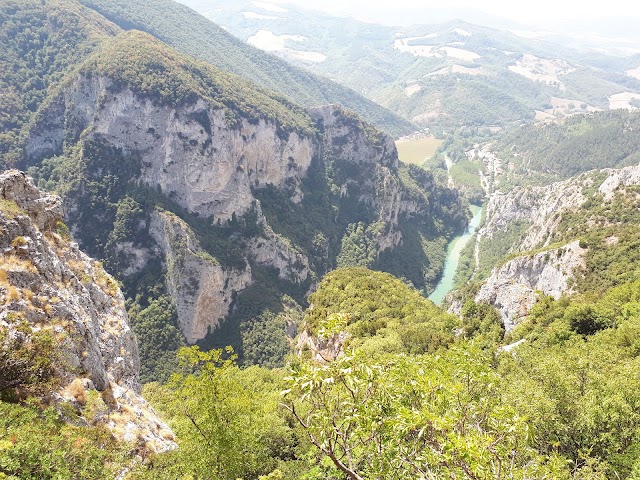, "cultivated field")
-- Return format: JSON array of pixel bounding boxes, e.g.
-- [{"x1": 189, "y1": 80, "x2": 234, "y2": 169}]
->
[{"x1": 395, "y1": 136, "x2": 442, "y2": 165}]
